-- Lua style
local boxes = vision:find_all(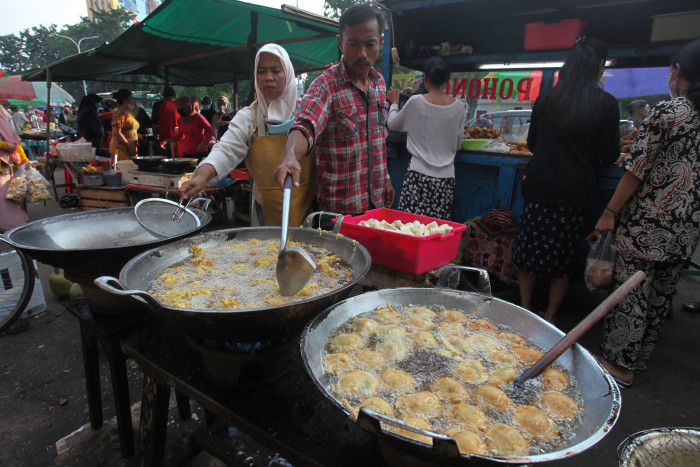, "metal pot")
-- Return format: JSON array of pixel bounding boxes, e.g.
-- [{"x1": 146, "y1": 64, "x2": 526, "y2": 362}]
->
[
  {"x1": 300, "y1": 268, "x2": 621, "y2": 465},
  {"x1": 94, "y1": 216, "x2": 372, "y2": 341},
  {"x1": 160, "y1": 158, "x2": 198, "y2": 174},
  {"x1": 132, "y1": 156, "x2": 164, "y2": 172}
]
